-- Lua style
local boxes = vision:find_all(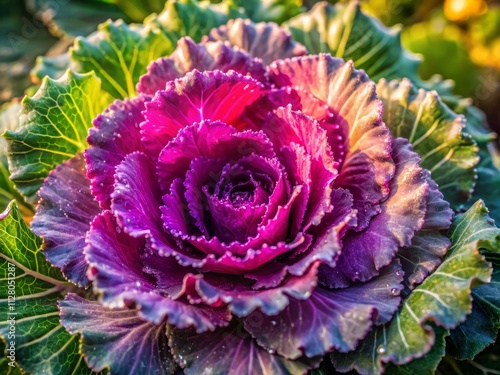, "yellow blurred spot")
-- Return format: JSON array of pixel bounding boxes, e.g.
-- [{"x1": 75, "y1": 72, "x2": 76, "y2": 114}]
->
[
  {"x1": 444, "y1": 0, "x2": 487, "y2": 22},
  {"x1": 470, "y1": 39, "x2": 500, "y2": 70}
]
